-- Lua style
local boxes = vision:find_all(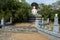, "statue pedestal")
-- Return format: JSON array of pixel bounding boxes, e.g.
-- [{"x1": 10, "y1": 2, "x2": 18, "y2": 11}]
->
[{"x1": 29, "y1": 14, "x2": 36, "y2": 22}]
